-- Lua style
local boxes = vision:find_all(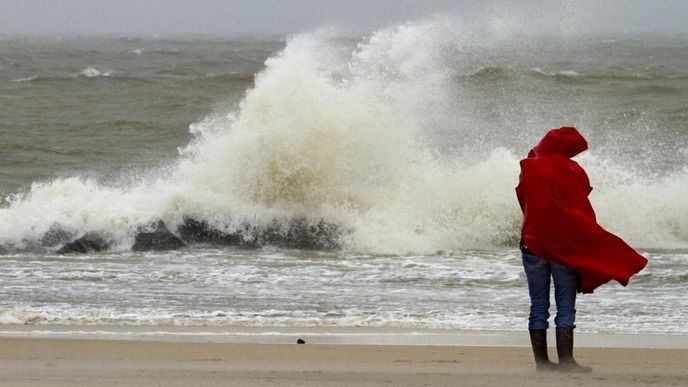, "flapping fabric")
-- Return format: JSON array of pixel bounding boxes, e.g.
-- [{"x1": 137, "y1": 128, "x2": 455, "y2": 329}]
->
[{"x1": 516, "y1": 127, "x2": 647, "y2": 293}]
